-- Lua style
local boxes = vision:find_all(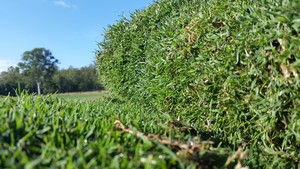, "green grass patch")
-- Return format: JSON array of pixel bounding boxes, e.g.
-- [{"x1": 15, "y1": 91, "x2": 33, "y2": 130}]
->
[
  {"x1": 0, "y1": 93, "x2": 247, "y2": 168},
  {"x1": 96, "y1": 0, "x2": 300, "y2": 167},
  {"x1": 55, "y1": 91, "x2": 110, "y2": 101}
]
